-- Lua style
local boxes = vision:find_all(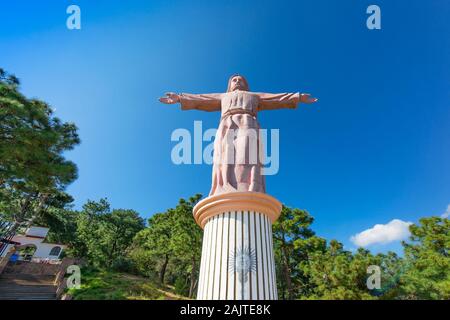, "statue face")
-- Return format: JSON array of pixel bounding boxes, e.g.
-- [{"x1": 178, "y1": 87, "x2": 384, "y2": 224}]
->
[{"x1": 229, "y1": 75, "x2": 248, "y2": 91}]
